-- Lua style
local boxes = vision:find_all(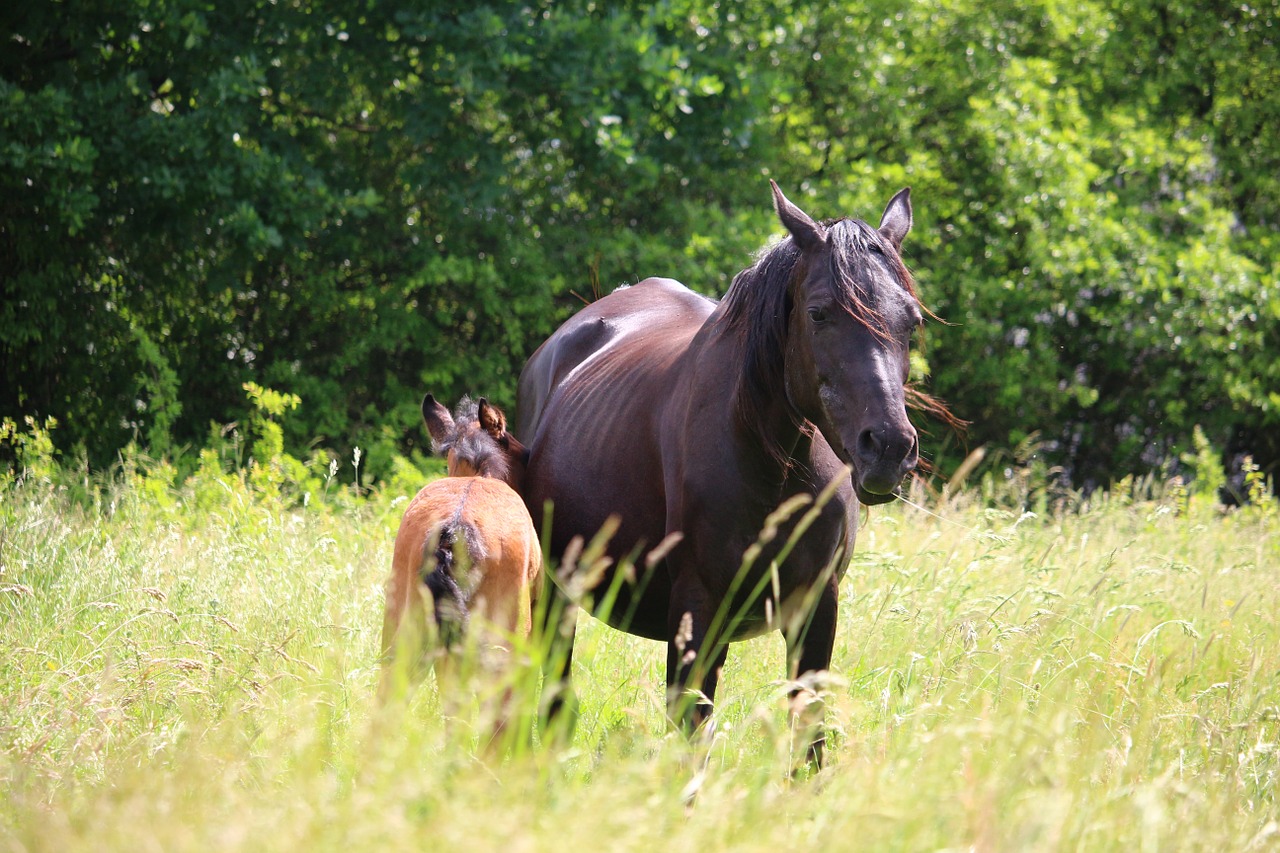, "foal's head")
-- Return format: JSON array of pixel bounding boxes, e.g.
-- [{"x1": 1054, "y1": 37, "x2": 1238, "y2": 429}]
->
[{"x1": 421, "y1": 394, "x2": 529, "y2": 491}]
